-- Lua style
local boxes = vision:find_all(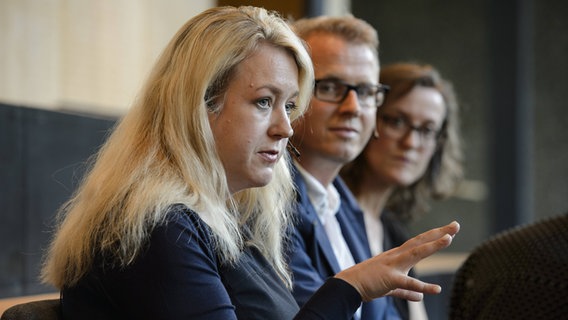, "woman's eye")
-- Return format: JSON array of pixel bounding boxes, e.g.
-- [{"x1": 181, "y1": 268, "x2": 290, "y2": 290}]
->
[
  {"x1": 419, "y1": 127, "x2": 437, "y2": 138},
  {"x1": 256, "y1": 98, "x2": 271, "y2": 109},
  {"x1": 285, "y1": 102, "x2": 298, "y2": 115}
]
